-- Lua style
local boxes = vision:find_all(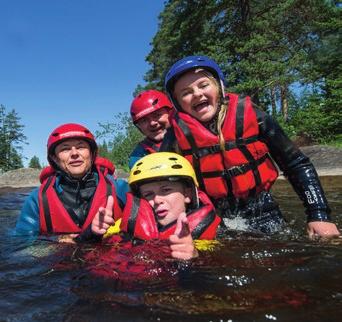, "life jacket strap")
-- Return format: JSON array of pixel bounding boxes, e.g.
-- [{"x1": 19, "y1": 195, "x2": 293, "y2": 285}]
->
[
  {"x1": 202, "y1": 153, "x2": 270, "y2": 179},
  {"x1": 180, "y1": 135, "x2": 260, "y2": 158},
  {"x1": 175, "y1": 113, "x2": 206, "y2": 191},
  {"x1": 41, "y1": 176, "x2": 54, "y2": 233}
]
